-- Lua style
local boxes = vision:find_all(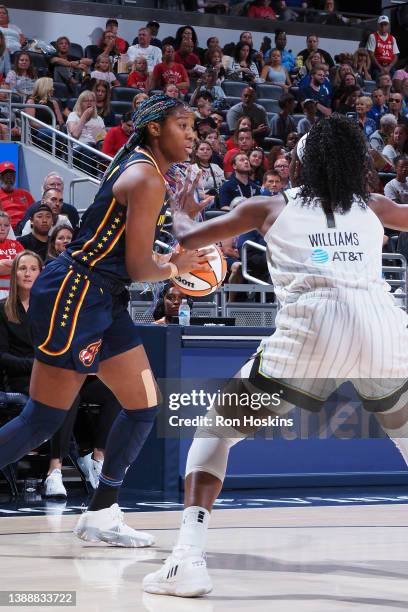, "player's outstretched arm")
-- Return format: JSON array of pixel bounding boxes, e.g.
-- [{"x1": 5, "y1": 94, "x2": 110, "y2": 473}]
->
[
  {"x1": 114, "y1": 163, "x2": 209, "y2": 281},
  {"x1": 173, "y1": 196, "x2": 271, "y2": 249},
  {"x1": 369, "y1": 193, "x2": 408, "y2": 231}
]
